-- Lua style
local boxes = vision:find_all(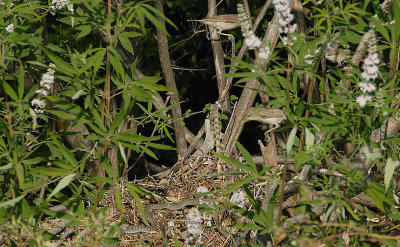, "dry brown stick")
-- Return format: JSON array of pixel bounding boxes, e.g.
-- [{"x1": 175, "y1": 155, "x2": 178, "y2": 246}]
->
[
  {"x1": 207, "y1": 0, "x2": 228, "y2": 106},
  {"x1": 218, "y1": 0, "x2": 273, "y2": 105},
  {"x1": 222, "y1": 1, "x2": 291, "y2": 157},
  {"x1": 154, "y1": 0, "x2": 187, "y2": 156},
  {"x1": 184, "y1": 125, "x2": 206, "y2": 159}
]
